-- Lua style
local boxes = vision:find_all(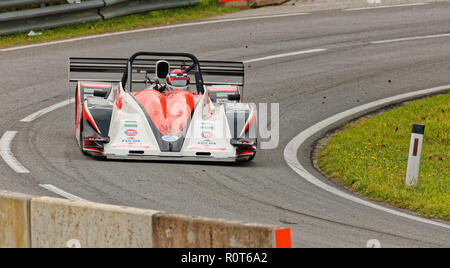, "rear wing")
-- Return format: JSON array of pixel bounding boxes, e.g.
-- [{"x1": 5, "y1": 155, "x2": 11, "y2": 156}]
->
[{"x1": 69, "y1": 57, "x2": 245, "y2": 87}]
